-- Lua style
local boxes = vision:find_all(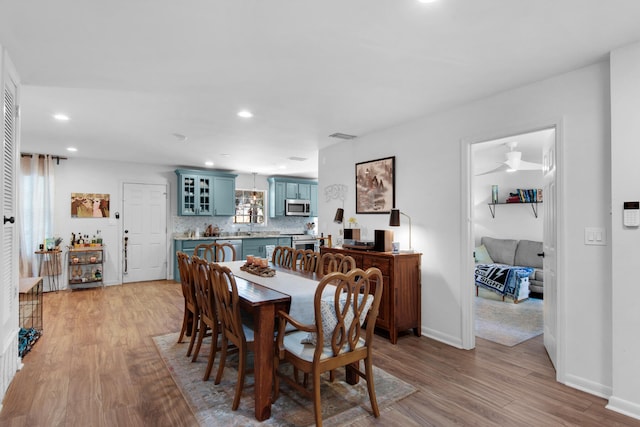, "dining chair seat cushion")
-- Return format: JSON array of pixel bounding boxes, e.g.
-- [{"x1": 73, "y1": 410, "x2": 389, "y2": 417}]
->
[
  {"x1": 241, "y1": 322, "x2": 255, "y2": 342},
  {"x1": 284, "y1": 331, "x2": 366, "y2": 362},
  {"x1": 301, "y1": 293, "x2": 373, "y2": 347}
]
